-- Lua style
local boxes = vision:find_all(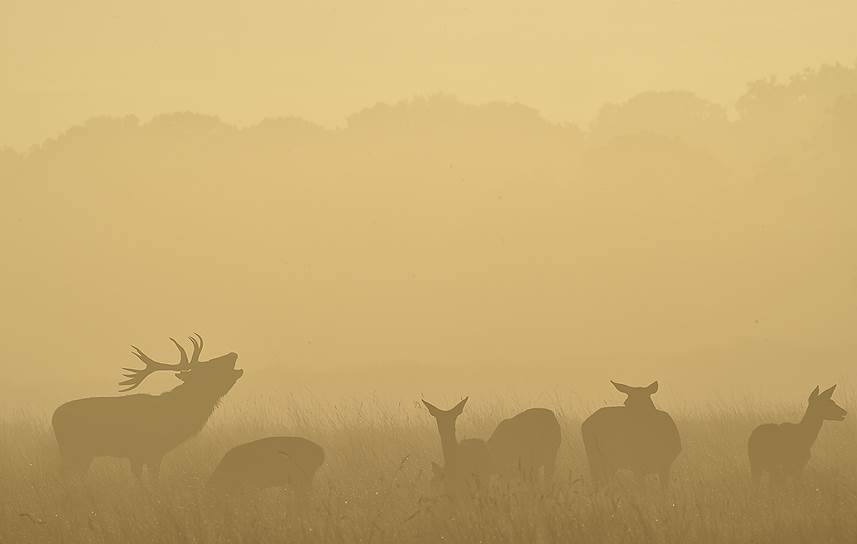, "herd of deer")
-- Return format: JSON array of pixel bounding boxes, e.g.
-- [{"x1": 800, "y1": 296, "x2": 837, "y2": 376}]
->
[{"x1": 51, "y1": 335, "x2": 847, "y2": 498}]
